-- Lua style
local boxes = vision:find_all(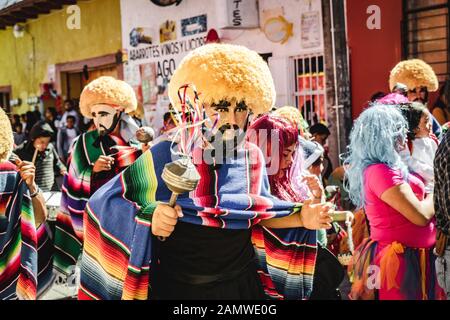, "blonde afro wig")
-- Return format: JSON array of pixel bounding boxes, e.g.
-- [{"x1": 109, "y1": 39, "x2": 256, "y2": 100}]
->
[
  {"x1": 0, "y1": 108, "x2": 13, "y2": 163},
  {"x1": 273, "y1": 106, "x2": 303, "y2": 128},
  {"x1": 273, "y1": 106, "x2": 309, "y2": 137},
  {"x1": 389, "y1": 59, "x2": 439, "y2": 92},
  {"x1": 168, "y1": 43, "x2": 276, "y2": 115},
  {"x1": 80, "y1": 76, "x2": 137, "y2": 118}
]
